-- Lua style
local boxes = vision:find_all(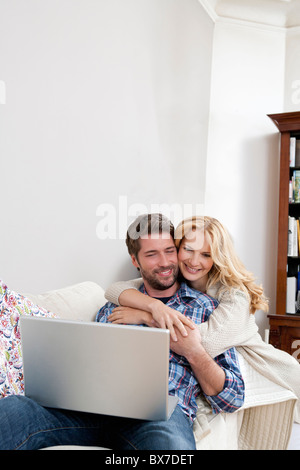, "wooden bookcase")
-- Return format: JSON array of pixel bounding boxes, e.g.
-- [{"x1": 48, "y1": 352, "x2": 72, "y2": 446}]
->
[{"x1": 268, "y1": 111, "x2": 300, "y2": 360}]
